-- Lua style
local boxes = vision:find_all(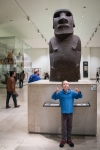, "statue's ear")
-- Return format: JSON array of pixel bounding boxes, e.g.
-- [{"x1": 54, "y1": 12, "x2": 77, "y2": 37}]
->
[
  {"x1": 73, "y1": 18, "x2": 75, "y2": 27},
  {"x1": 53, "y1": 19, "x2": 54, "y2": 29}
]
